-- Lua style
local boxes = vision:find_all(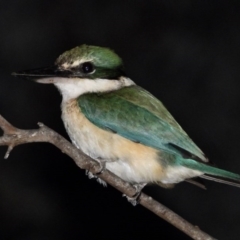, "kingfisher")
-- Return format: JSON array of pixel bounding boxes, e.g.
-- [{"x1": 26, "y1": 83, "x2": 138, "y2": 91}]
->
[{"x1": 13, "y1": 45, "x2": 240, "y2": 193}]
